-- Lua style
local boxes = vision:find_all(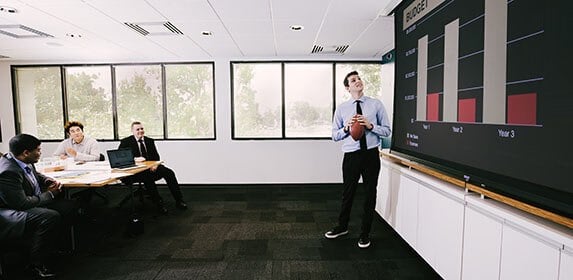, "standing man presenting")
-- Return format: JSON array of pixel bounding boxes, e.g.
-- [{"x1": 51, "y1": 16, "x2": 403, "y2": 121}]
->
[
  {"x1": 119, "y1": 121, "x2": 187, "y2": 212},
  {"x1": 325, "y1": 71, "x2": 391, "y2": 249}
]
